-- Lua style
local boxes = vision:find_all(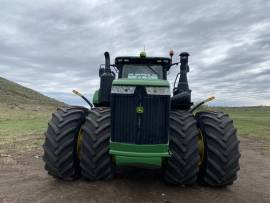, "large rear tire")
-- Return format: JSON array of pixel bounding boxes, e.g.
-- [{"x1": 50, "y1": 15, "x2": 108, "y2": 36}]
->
[
  {"x1": 43, "y1": 106, "x2": 88, "y2": 180},
  {"x1": 80, "y1": 107, "x2": 114, "y2": 180},
  {"x1": 196, "y1": 111, "x2": 240, "y2": 187},
  {"x1": 164, "y1": 111, "x2": 200, "y2": 185}
]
